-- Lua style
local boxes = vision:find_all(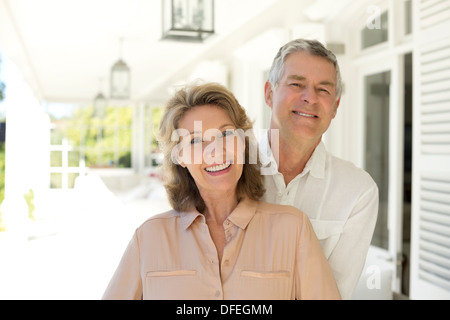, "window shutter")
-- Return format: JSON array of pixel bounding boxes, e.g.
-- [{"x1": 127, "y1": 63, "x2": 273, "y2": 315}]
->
[{"x1": 410, "y1": 0, "x2": 450, "y2": 299}]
